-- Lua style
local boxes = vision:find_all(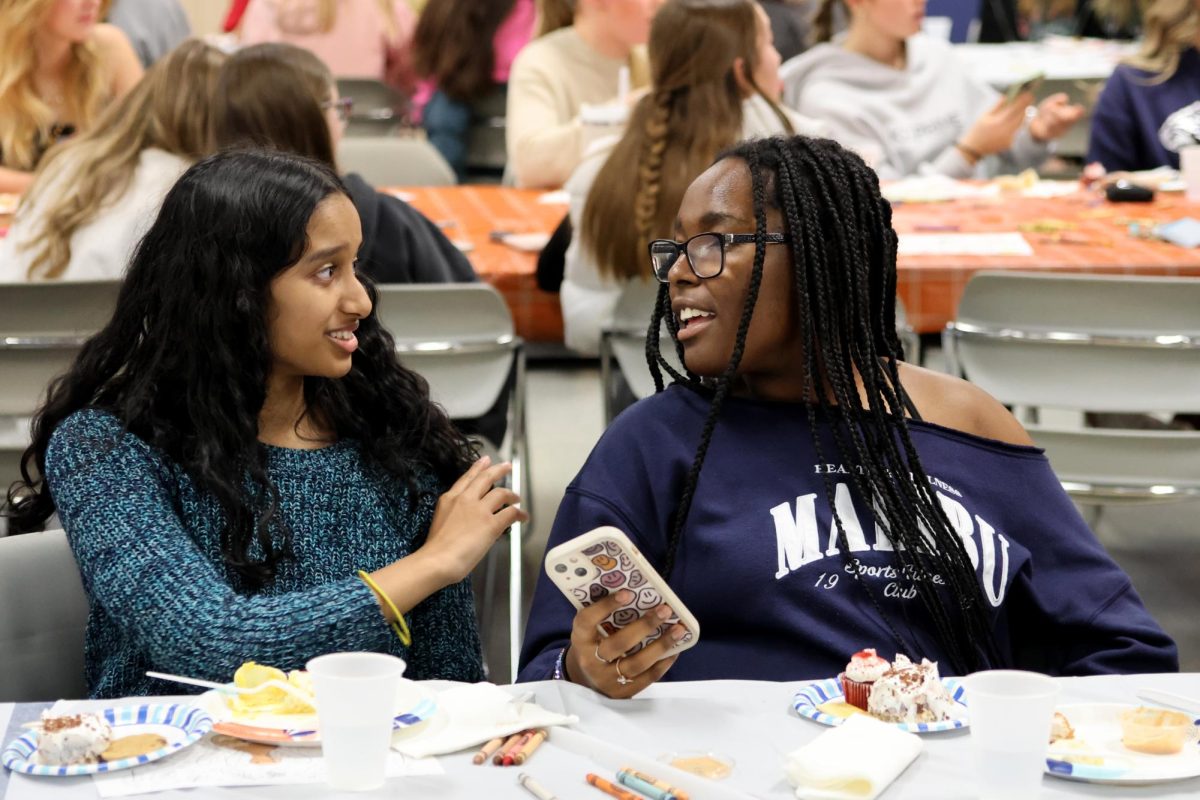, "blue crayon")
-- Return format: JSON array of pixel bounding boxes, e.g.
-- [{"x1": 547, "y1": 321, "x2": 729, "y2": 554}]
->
[{"x1": 616, "y1": 769, "x2": 677, "y2": 800}]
